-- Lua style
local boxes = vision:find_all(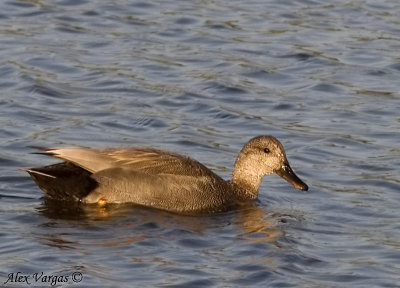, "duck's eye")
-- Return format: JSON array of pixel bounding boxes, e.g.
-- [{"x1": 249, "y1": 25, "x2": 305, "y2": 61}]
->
[{"x1": 263, "y1": 148, "x2": 270, "y2": 153}]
